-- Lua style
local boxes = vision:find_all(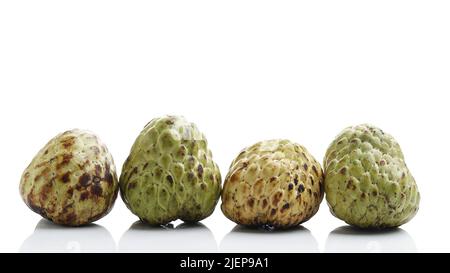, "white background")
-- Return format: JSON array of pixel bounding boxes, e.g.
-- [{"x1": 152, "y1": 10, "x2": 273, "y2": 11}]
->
[{"x1": 0, "y1": 1, "x2": 449, "y2": 253}]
